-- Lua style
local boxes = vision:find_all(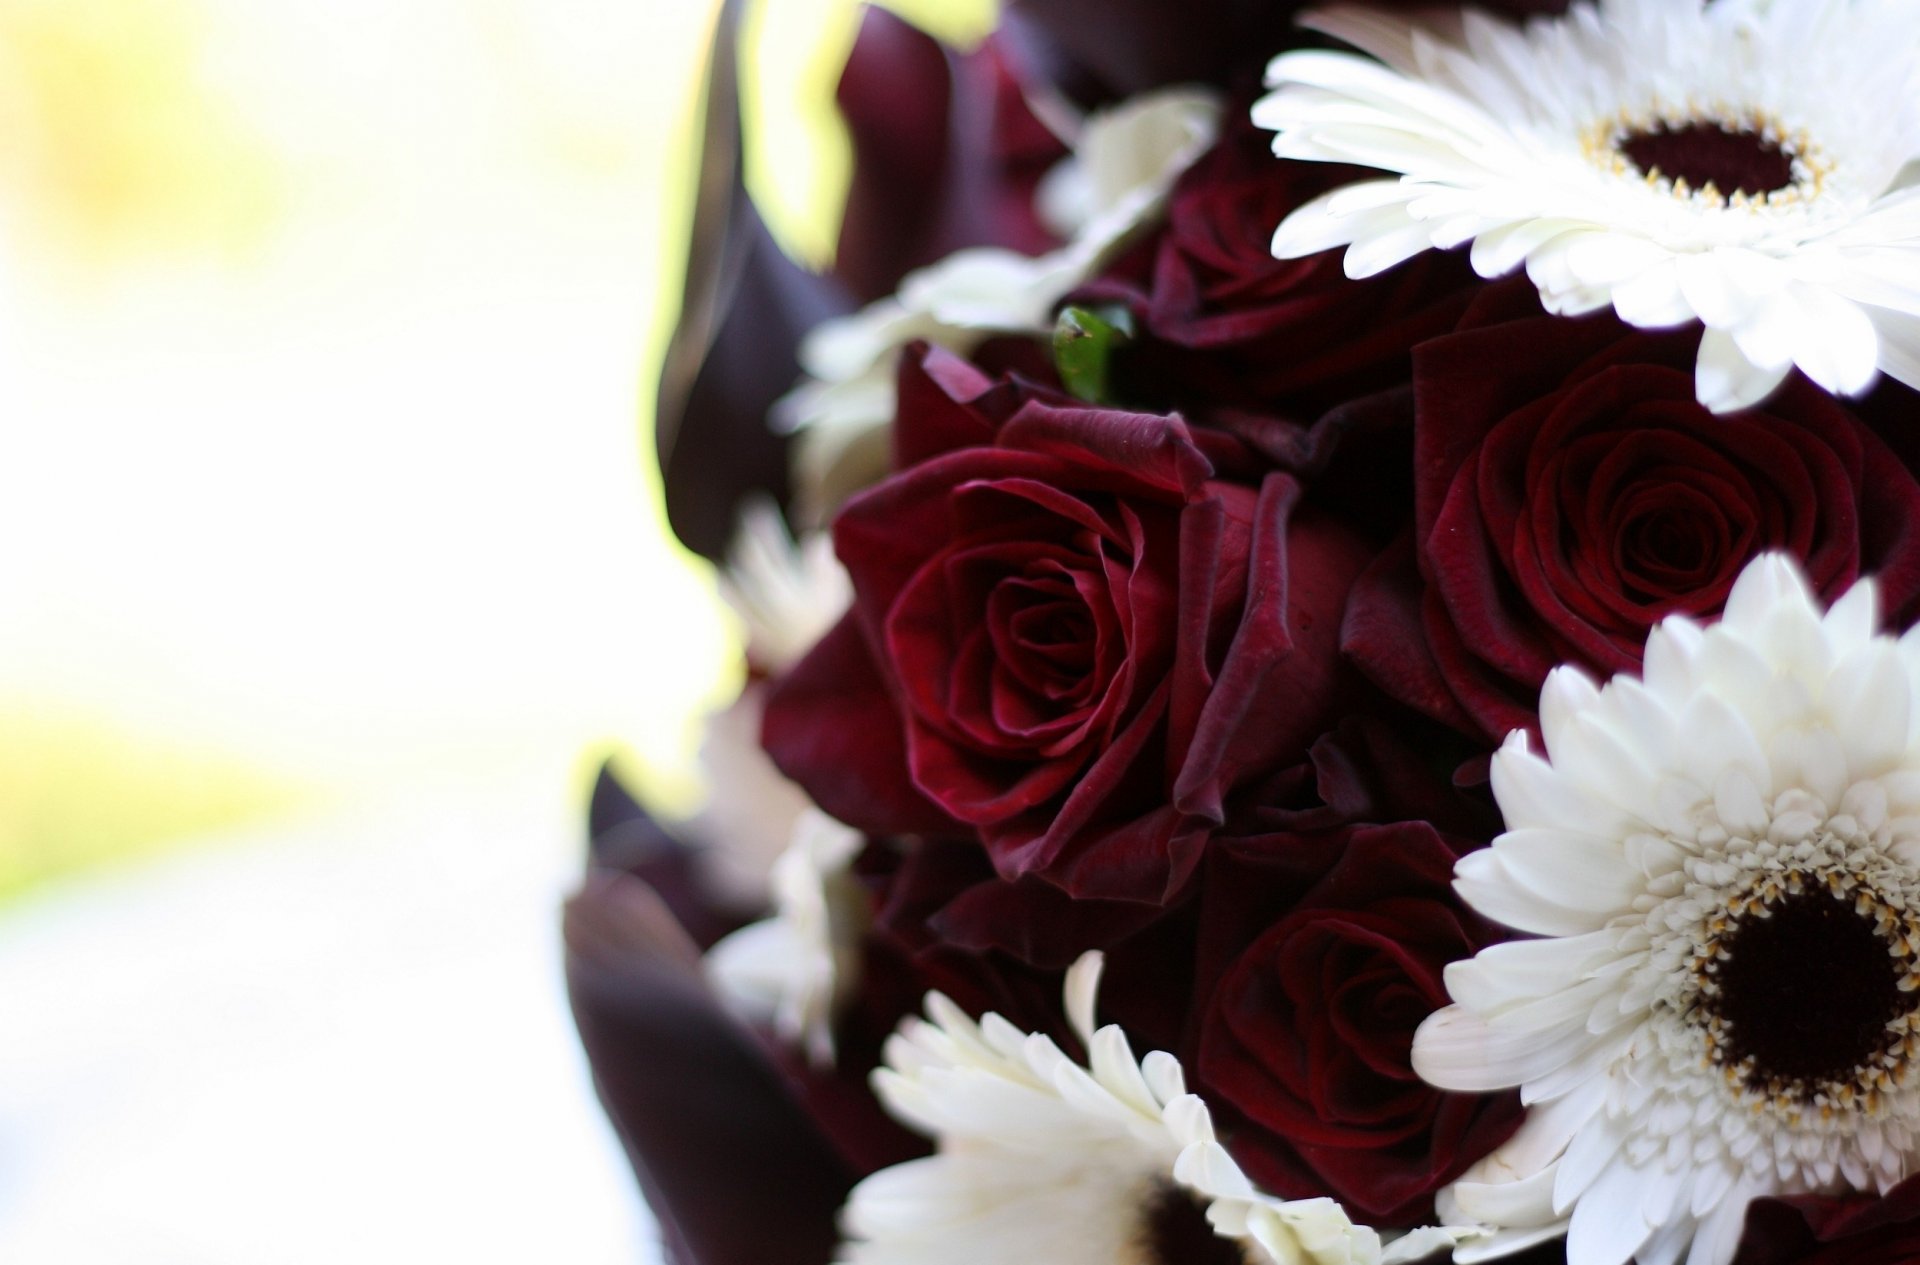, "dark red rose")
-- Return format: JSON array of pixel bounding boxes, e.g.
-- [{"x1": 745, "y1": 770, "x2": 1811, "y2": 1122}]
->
[
  {"x1": 867, "y1": 829, "x2": 1207, "y2": 1056},
  {"x1": 1078, "y1": 122, "x2": 1474, "y2": 418},
  {"x1": 1004, "y1": 0, "x2": 1568, "y2": 103},
  {"x1": 1733, "y1": 1178, "x2": 1920, "y2": 1265},
  {"x1": 1221, "y1": 713, "x2": 1499, "y2": 842},
  {"x1": 1194, "y1": 823, "x2": 1521, "y2": 1225},
  {"x1": 1344, "y1": 282, "x2": 1920, "y2": 741},
  {"x1": 763, "y1": 345, "x2": 1371, "y2": 904}
]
